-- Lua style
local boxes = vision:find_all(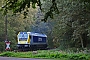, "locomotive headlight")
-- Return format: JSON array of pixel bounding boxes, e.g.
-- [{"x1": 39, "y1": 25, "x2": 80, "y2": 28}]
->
[
  {"x1": 18, "y1": 42, "x2": 20, "y2": 44},
  {"x1": 25, "y1": 42, "x2": 27, "y2": 44}
]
